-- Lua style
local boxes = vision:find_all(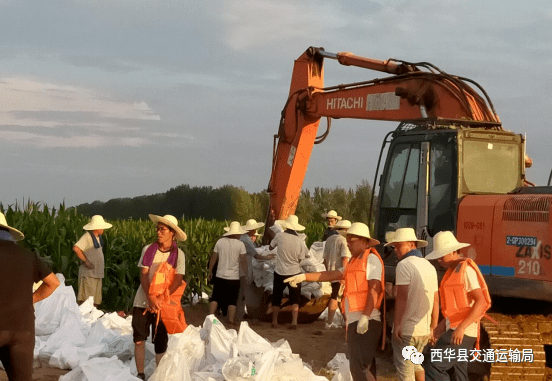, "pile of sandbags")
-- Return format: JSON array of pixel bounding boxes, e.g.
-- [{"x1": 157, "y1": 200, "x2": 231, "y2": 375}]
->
[
  {"x1": 149, "y1": 315, "x2": 328, "y2": 381},
  {"x1": 29, "y1": 274, "x2": 334, "y2": 380},
  {"x1": 250, "y1": 238, "x2": 330, "y2": 301},
  {"x1": 34, "y1": 274, "x2": 135, "y2": 373}
]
